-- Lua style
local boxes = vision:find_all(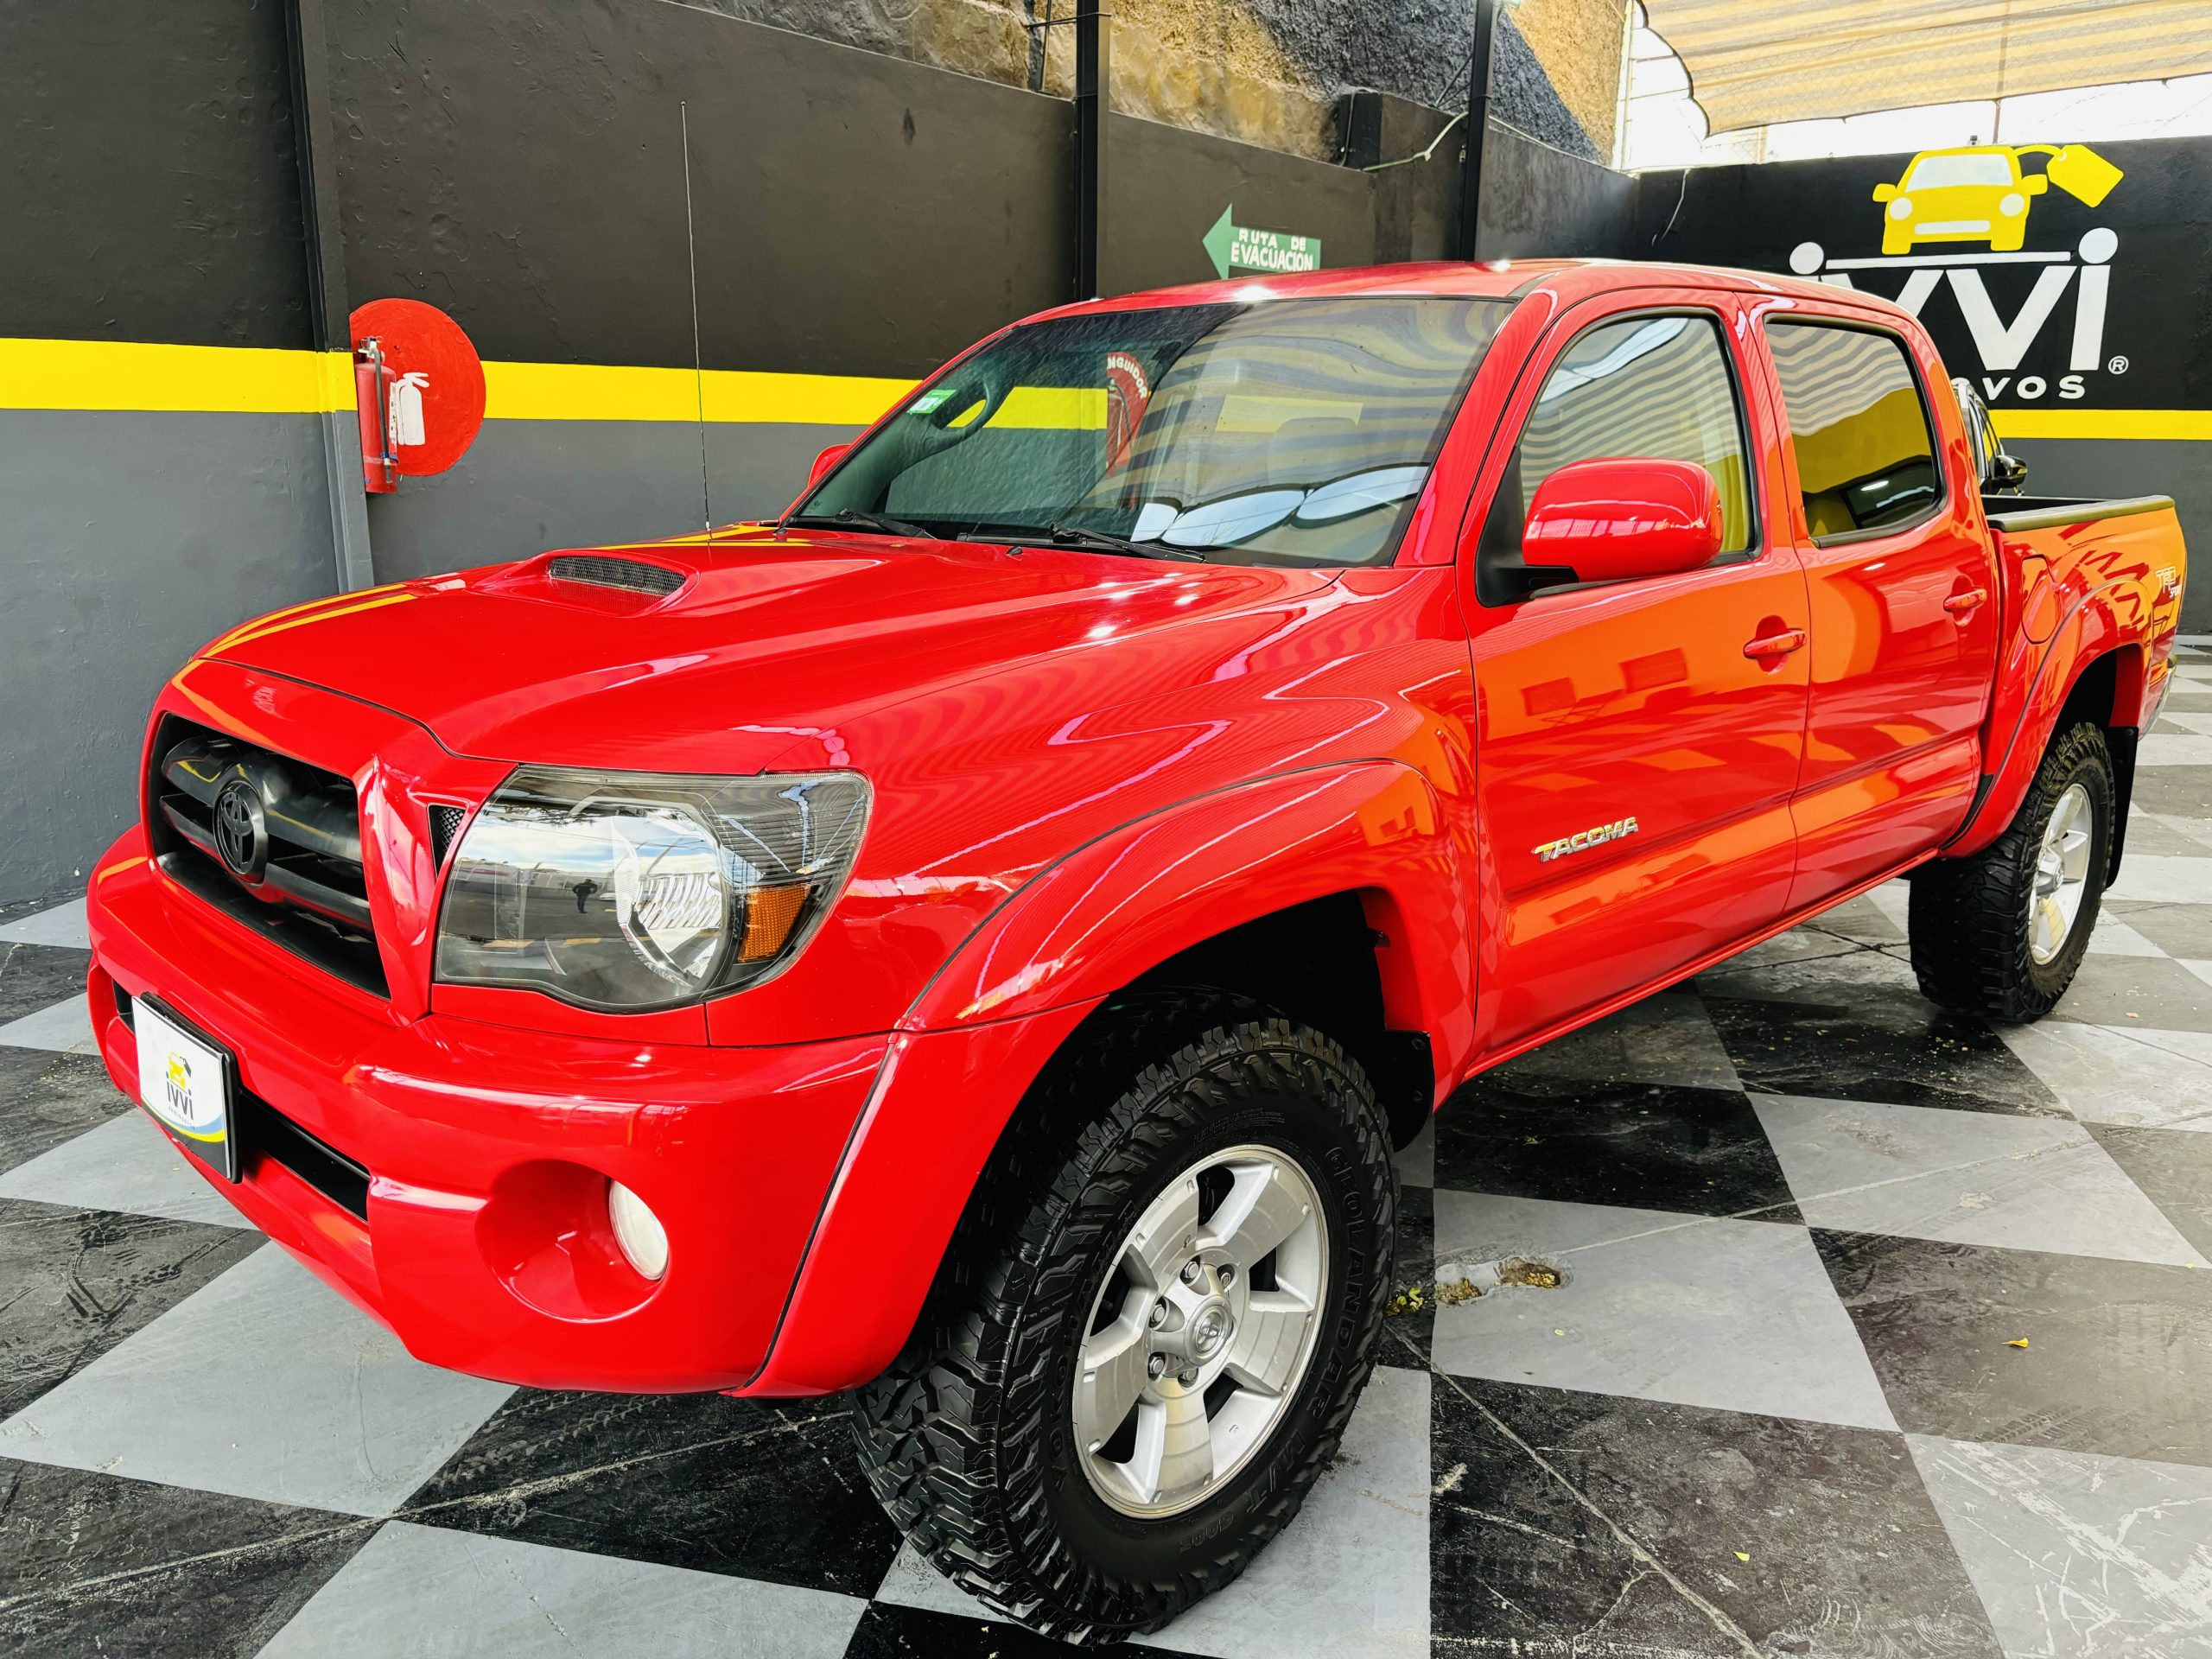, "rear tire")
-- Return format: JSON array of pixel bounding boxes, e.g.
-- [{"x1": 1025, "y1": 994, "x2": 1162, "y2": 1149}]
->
[
  {"x1": 850, "y1": 1004, "x2": 1395, "y2": 1644},
  {"x1": 1910, "y1": 721, "x2": 2114, "y2": 1023}
]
